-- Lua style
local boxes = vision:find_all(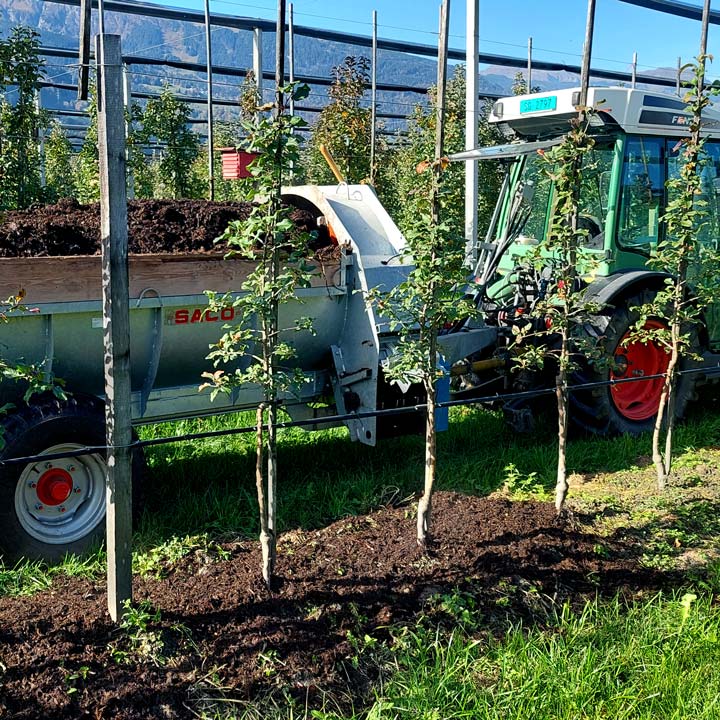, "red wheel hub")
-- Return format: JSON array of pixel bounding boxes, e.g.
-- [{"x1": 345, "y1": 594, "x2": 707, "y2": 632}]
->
[
  {"x1": 36, "y1": 468, "x2": 73, "y2": 506},
  {"x1": 611, "y1": 319, "x2": 669, "y2": 422}
]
